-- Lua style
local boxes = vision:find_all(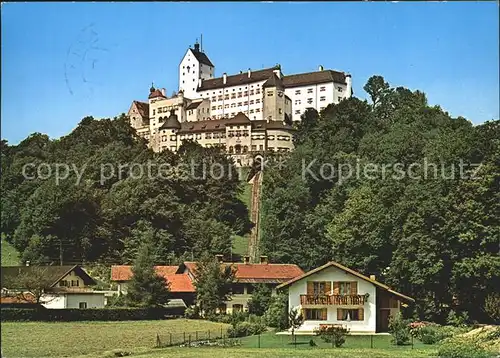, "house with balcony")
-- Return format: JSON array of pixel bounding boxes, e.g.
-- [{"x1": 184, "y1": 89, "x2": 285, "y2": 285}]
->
[
  {"x1": 276, "y1": 261, "x2": 414, "y2": 334},
  {"x1": 1, "y1": 265, "x2": 105, "y2": 309}
]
